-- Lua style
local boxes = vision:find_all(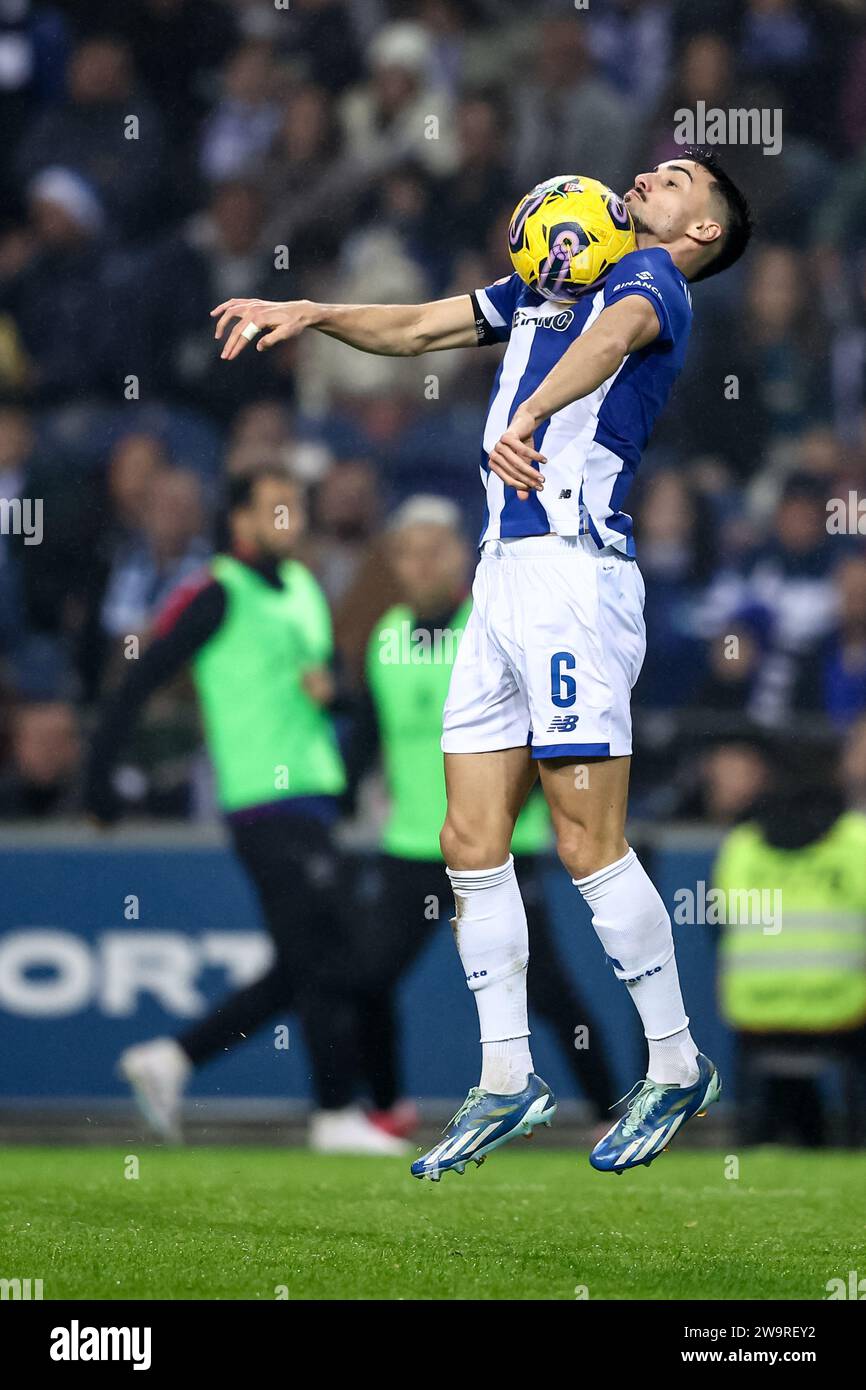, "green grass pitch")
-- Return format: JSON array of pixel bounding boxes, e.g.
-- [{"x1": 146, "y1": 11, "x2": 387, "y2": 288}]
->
[{"x1": 3, "y1": 1145, "x2": 865, "y2": 1300}]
